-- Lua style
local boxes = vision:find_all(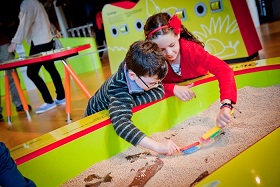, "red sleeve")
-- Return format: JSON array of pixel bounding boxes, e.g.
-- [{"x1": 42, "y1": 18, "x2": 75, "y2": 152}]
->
[
  {"x1": 186, "y1": 42, "x2": 237, "y2": 104},
  {"x1": 162, "y1": 83, "x2": 175, "y2": 97}
]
